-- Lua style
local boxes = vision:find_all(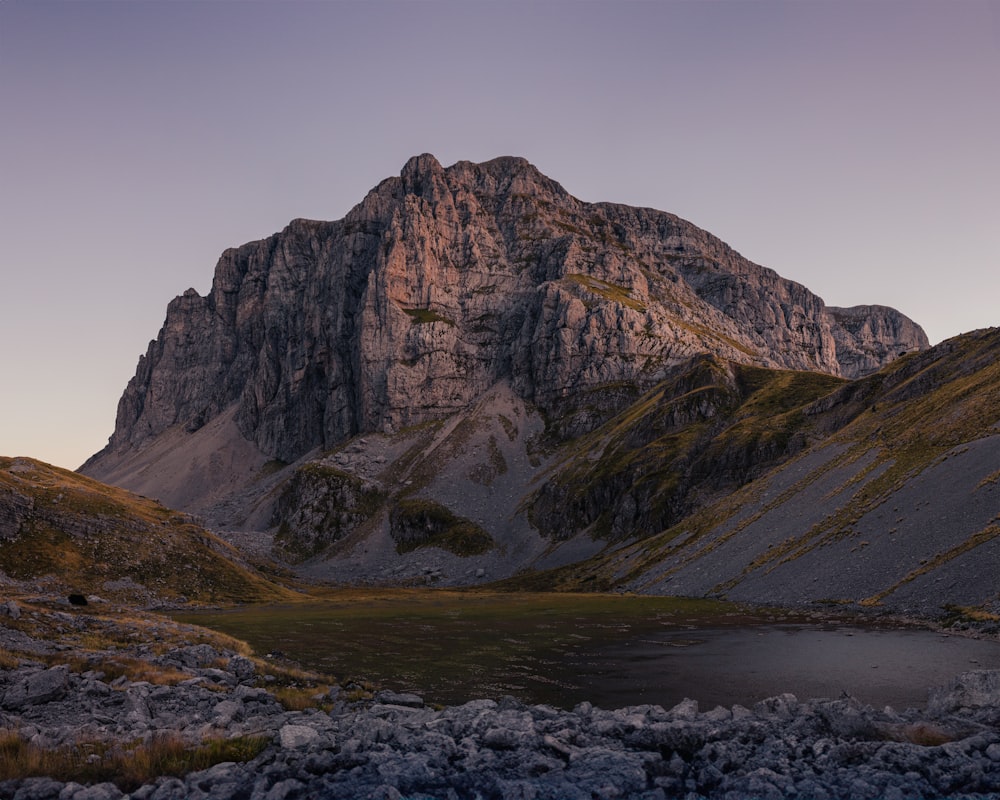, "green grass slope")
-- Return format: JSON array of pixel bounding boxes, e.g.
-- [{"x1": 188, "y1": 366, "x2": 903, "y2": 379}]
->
[
  {"x1": 0, "y1": 457, "x2": 297, "y2": 604},
  {"x1": 522, "y1": 329, "x2": 1000, "y2": 614},
  {"x1": 527, "y1": 355, "x2": 845, "y2": 542}
]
